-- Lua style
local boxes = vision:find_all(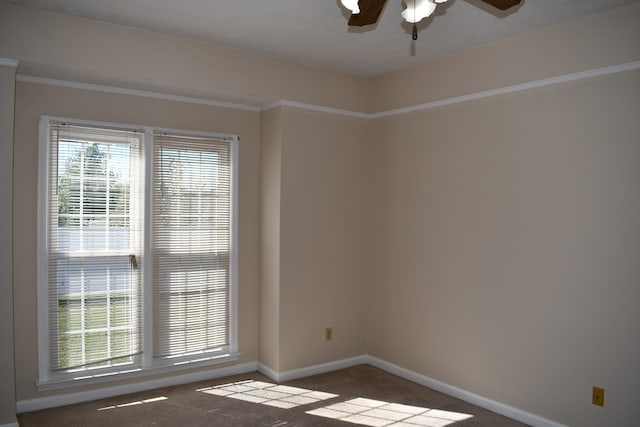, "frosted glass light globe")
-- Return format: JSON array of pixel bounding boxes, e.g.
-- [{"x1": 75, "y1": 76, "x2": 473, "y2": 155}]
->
[
  {"x1": 341, "y1": 0, "x2": 360, "y2": 14},
  {"x1": 402, "y1": 0, "x2": 437, "y2": 23}
]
